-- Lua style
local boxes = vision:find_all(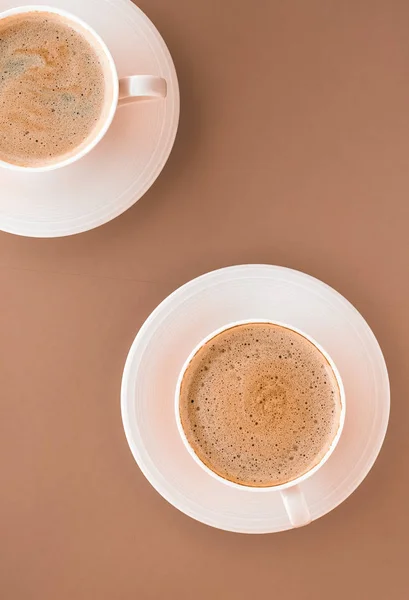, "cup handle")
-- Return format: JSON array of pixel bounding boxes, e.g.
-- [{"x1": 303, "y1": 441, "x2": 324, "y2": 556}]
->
[
  {"x1": 280, "y1": 485, "x2": 311, "y2": 528},
  {"x1": 118, "y1": 75, "x2": 167, "y2": 106}
]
